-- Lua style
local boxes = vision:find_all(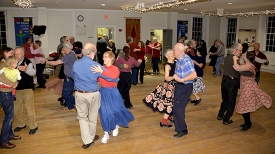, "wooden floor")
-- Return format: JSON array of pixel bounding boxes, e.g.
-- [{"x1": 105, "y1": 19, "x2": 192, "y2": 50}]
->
[{"x1": 1, "y1": 64, "x2": 275, "y2": 154}]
